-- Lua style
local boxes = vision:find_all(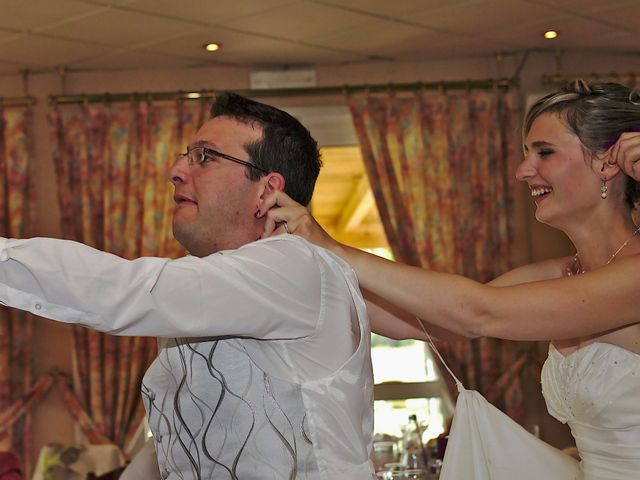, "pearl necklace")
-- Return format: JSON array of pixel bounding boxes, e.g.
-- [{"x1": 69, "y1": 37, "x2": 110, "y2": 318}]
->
[{"x1": 567, "y1": 224, "x2": 640, "y2": 276}]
